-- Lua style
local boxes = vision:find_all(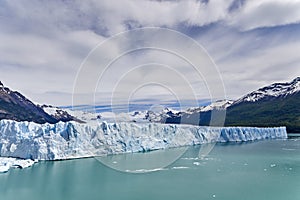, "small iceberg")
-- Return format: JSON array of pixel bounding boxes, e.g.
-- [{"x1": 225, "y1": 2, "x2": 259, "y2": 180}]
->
[{"x1": 0, "y1": 157, "x2": 36, "y2": 173}]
